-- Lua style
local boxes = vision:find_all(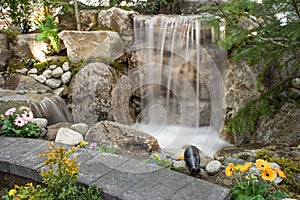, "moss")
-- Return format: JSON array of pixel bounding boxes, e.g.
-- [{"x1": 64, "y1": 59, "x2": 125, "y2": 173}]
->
[
  {"x1": 255, "y1": 150, "x2": 300, "y2": 198},
  {"x1": 90, "y1": 24, "x2": 116, "y2": 31},
  {"x1": 0, "y1": 29, "x2": 20, "y2": 42}
]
